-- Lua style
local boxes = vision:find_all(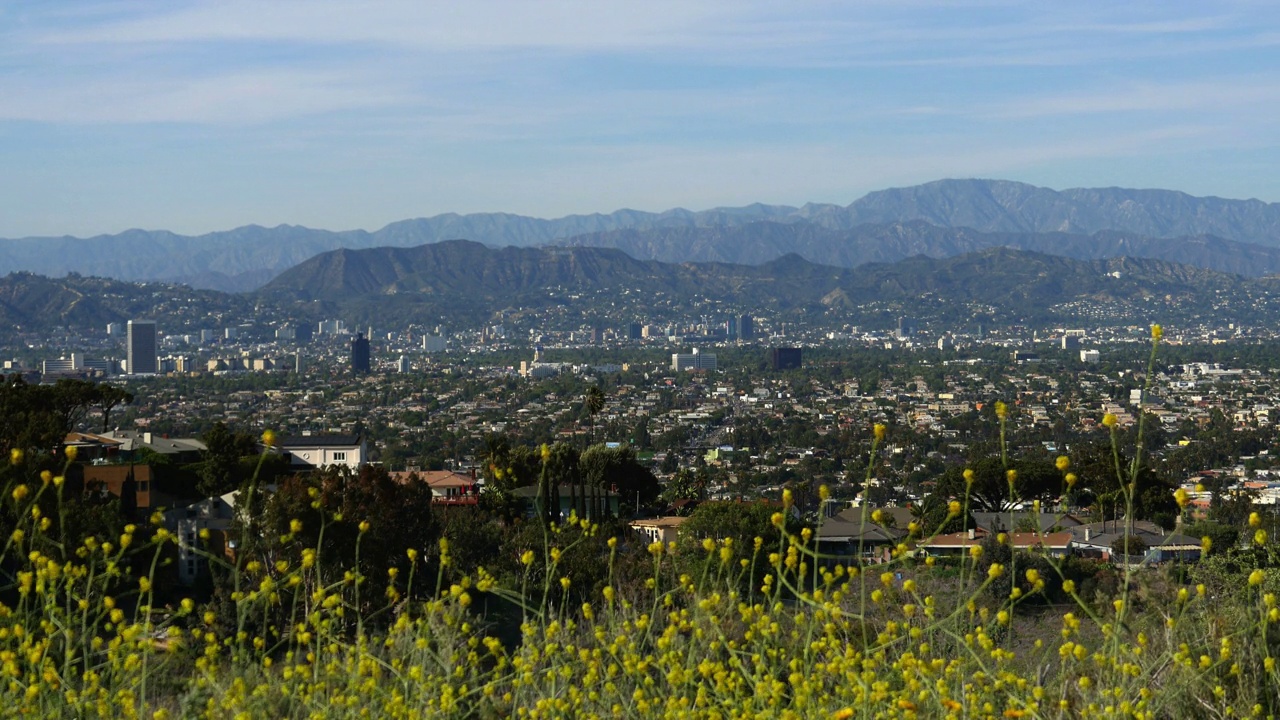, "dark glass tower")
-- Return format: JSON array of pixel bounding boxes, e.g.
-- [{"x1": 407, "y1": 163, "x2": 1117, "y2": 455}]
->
[{"x1": 351, "y1": 332, "x2": 371, "y2": 373}]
